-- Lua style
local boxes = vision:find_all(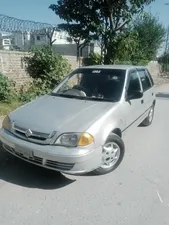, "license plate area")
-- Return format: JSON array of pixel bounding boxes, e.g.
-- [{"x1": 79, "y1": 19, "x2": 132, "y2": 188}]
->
[{"x1": 15, "y1": 146, "x2": 33, "y2": 159}]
